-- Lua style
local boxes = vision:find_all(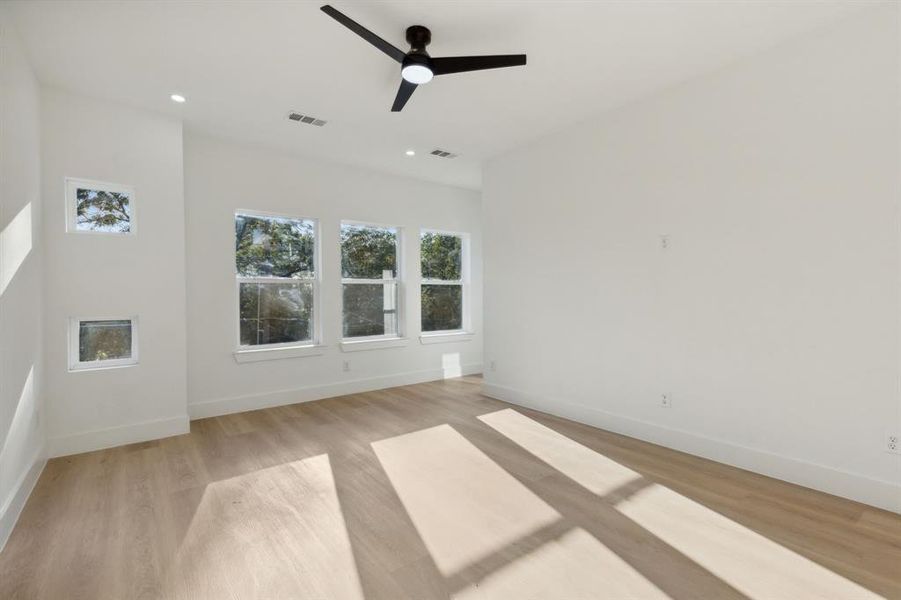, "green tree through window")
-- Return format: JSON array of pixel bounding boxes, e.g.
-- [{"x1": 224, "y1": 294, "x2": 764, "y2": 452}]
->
[
  {"x1": 76, "y1": 188, "x2": 131, "y2": 233},
  {"x1": 235, "y1": 214, "x2": 314, "y2": 278},
  {"x1": 421, "y1": 232, "x2": 465, "y2": 332},
  {"x1": 421, "y1": 232, "x2": 461, "y2": 280}
]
